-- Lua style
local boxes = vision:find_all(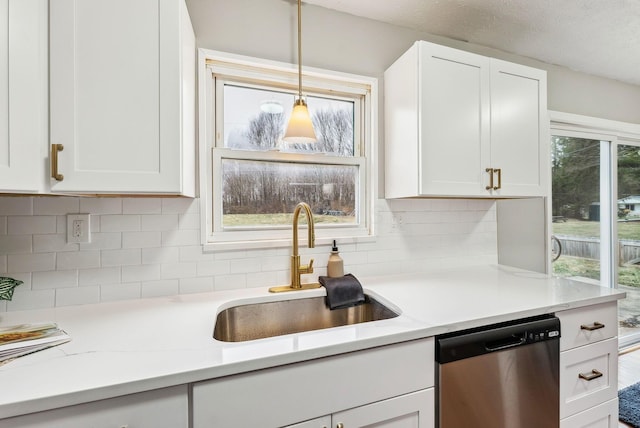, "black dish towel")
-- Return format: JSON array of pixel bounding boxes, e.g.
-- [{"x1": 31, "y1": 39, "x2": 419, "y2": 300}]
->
[{"x1": 318, "y1": 273, "x2": 365, "y2": 310}]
